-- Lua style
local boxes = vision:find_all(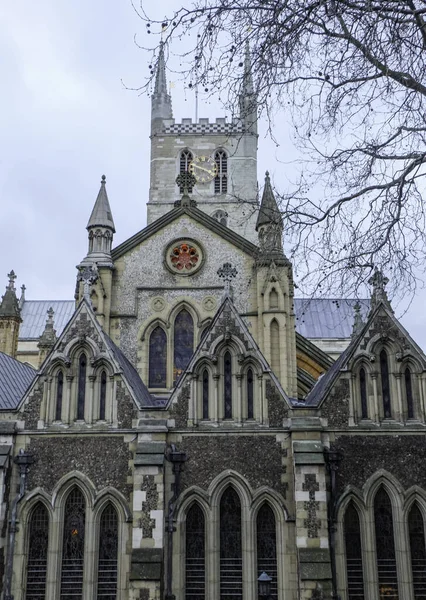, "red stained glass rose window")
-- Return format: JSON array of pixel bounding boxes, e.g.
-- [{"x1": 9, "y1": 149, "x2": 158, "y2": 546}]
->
[{"x1": 170, "y1": 243, "x2": 199, "y2": 271}]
